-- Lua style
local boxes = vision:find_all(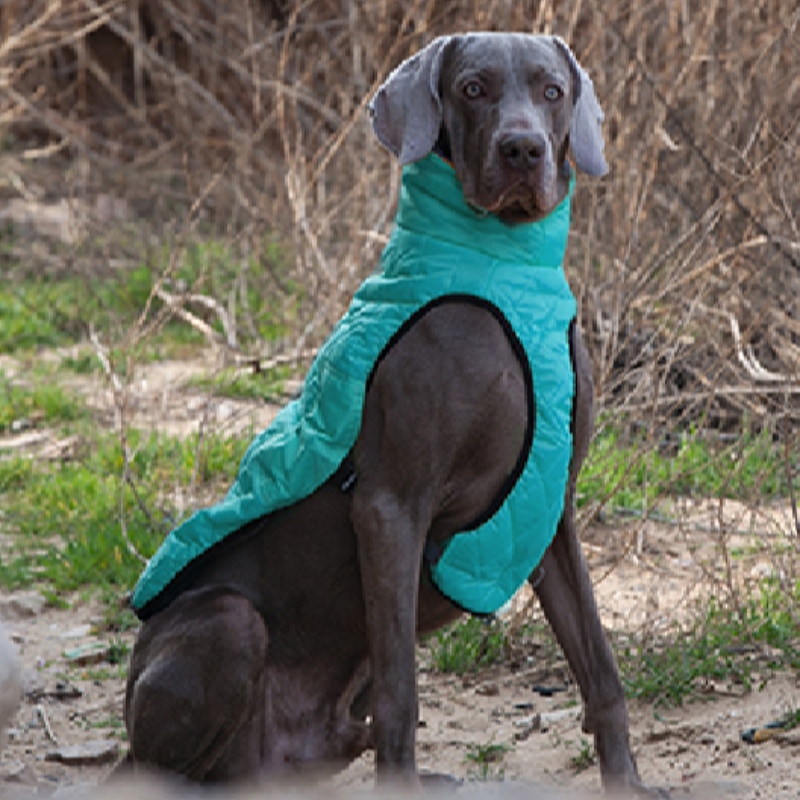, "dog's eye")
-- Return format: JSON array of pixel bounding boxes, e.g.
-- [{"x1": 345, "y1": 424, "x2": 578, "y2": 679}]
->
[
  {"x1": 463, "y1": 80, "x2": 484, "y2": 99},
  {"x1": 544, "y1": 85, "x2": 563, "y2": 102}
]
